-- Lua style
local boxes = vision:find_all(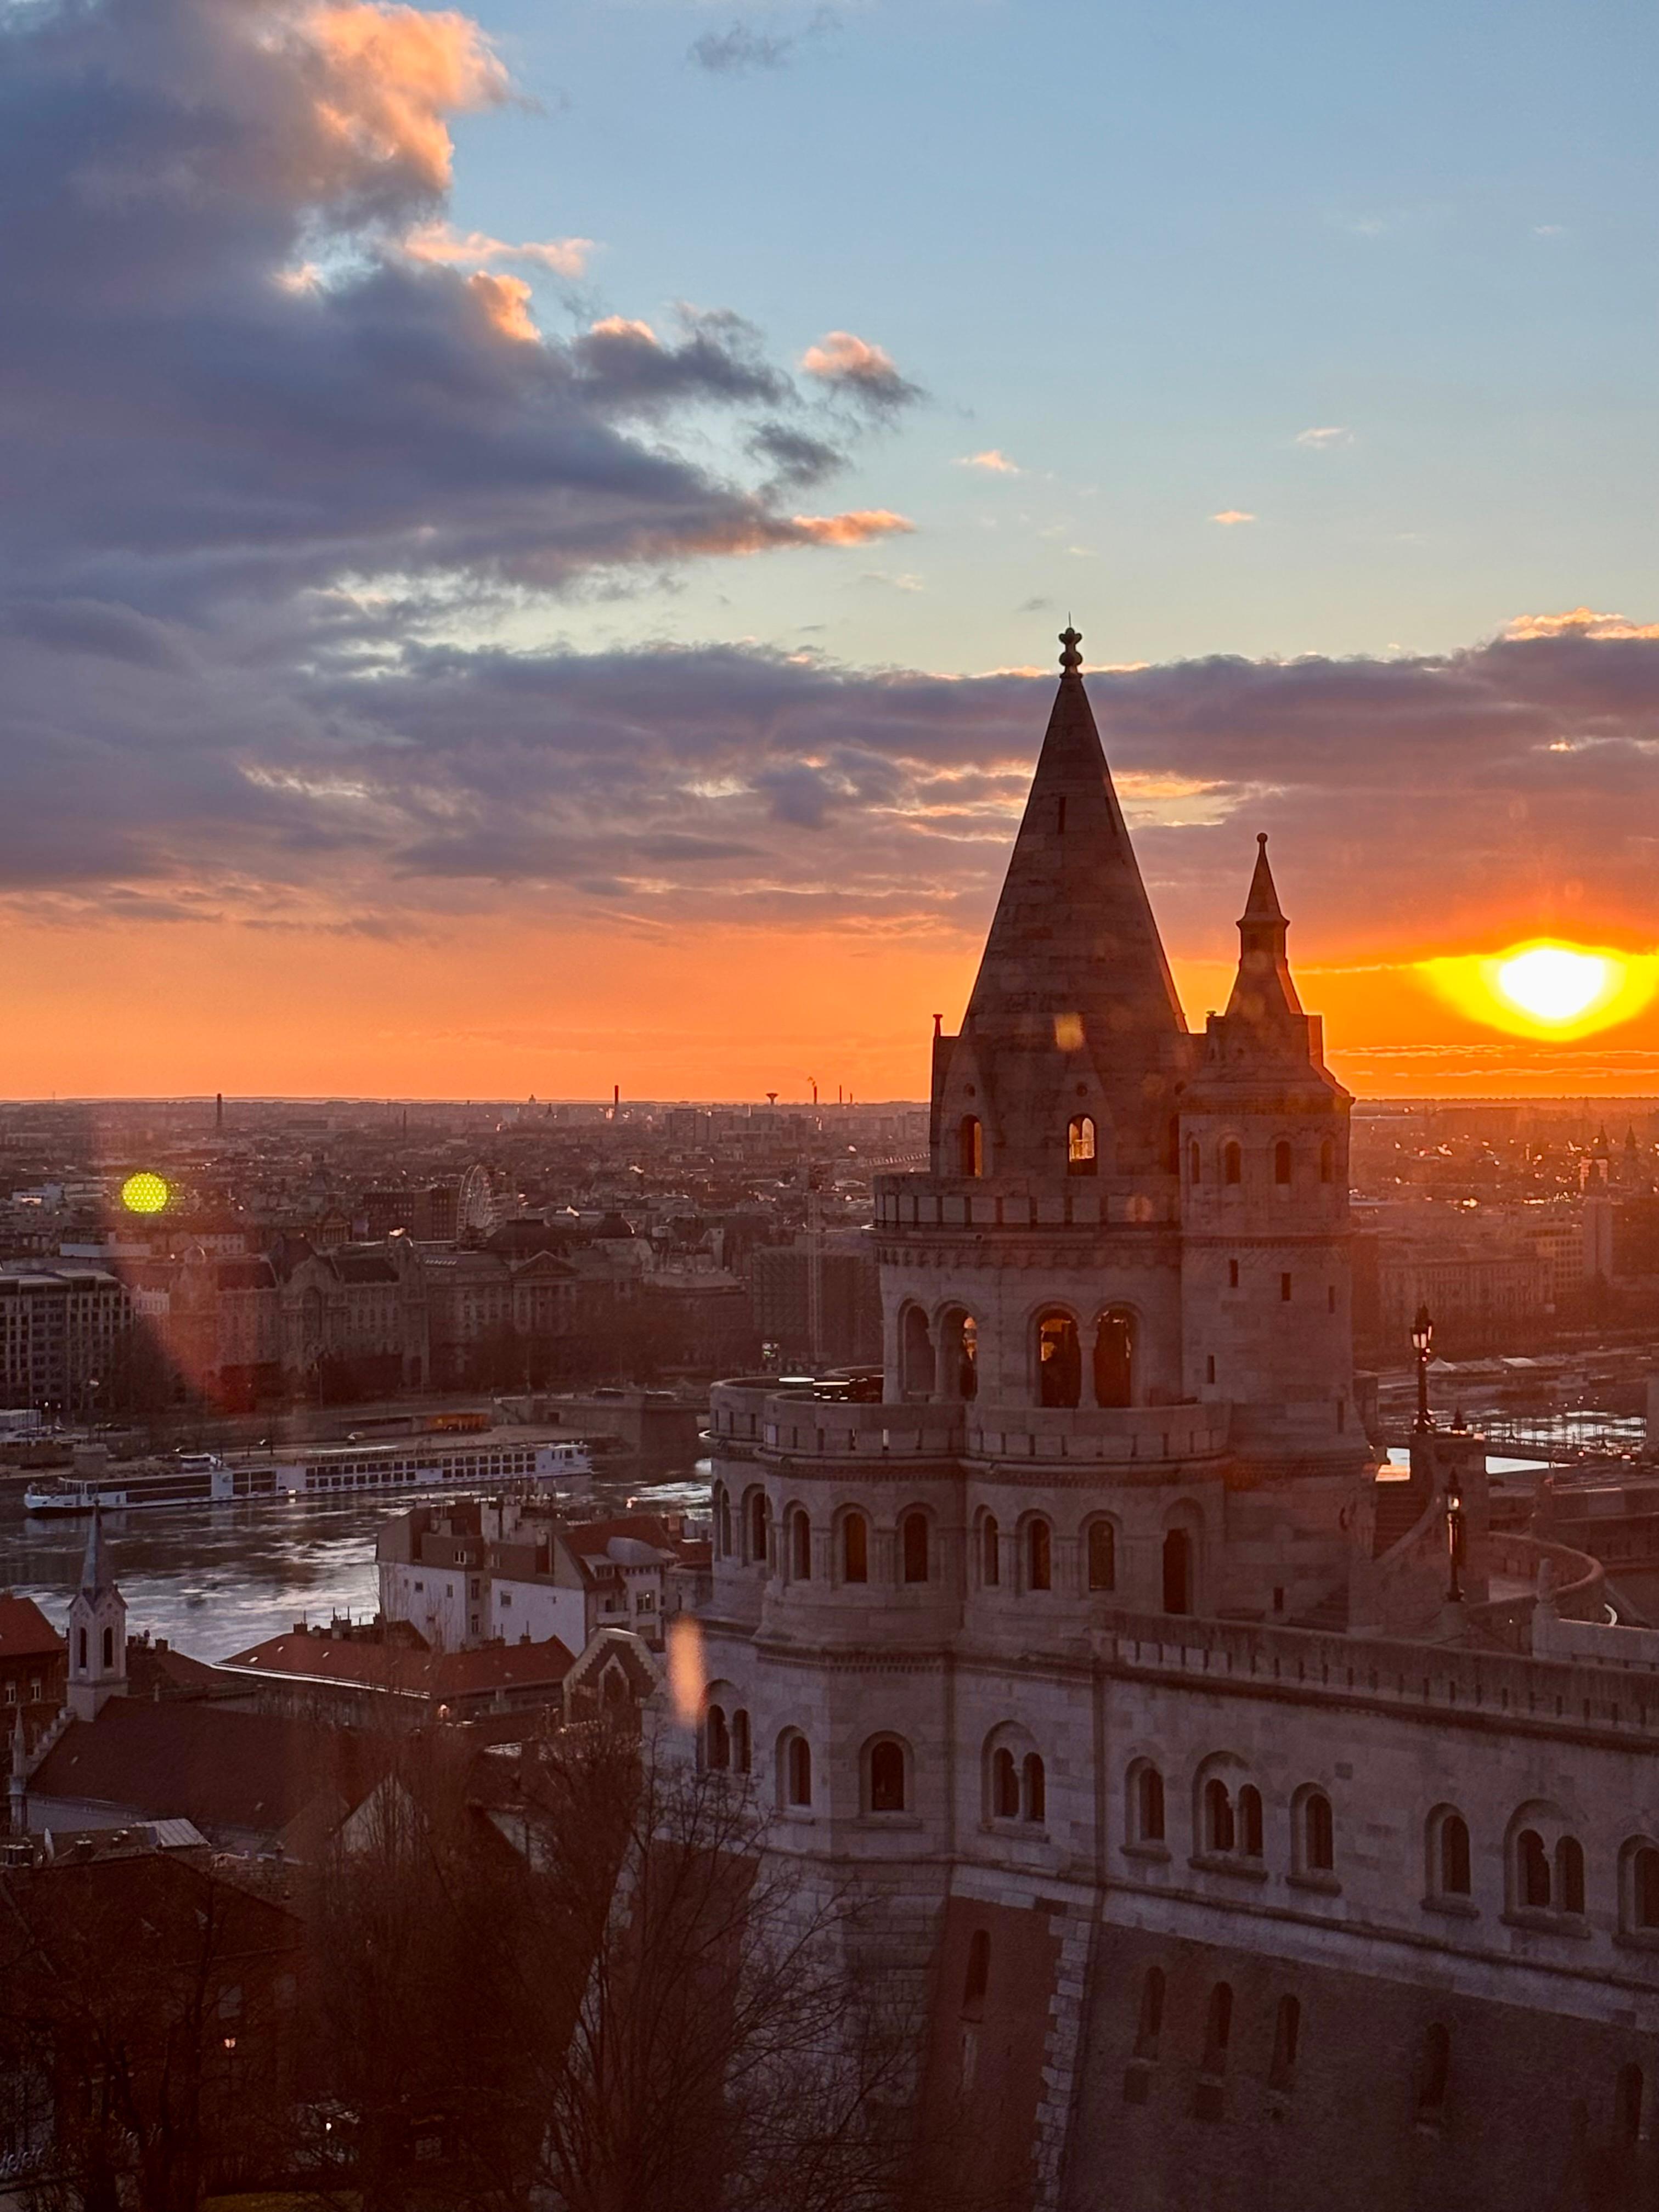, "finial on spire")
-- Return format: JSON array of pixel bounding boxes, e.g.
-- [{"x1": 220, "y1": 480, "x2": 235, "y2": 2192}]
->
[
  {"x1": 1257, "y1": 831, "x2": 1268, "y2": 850},
  {"x1": 1058, "y1": 624, "x2": 1082, "y2": 675}
]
